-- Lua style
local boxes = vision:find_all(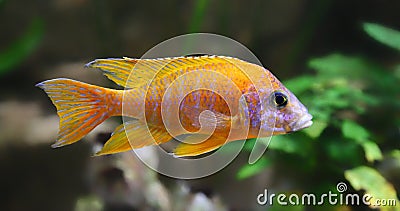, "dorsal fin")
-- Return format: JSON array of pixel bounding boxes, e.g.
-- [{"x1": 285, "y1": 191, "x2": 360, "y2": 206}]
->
[{"x1": 85, "y1": 55, "x2": 247, "y2": 88}]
